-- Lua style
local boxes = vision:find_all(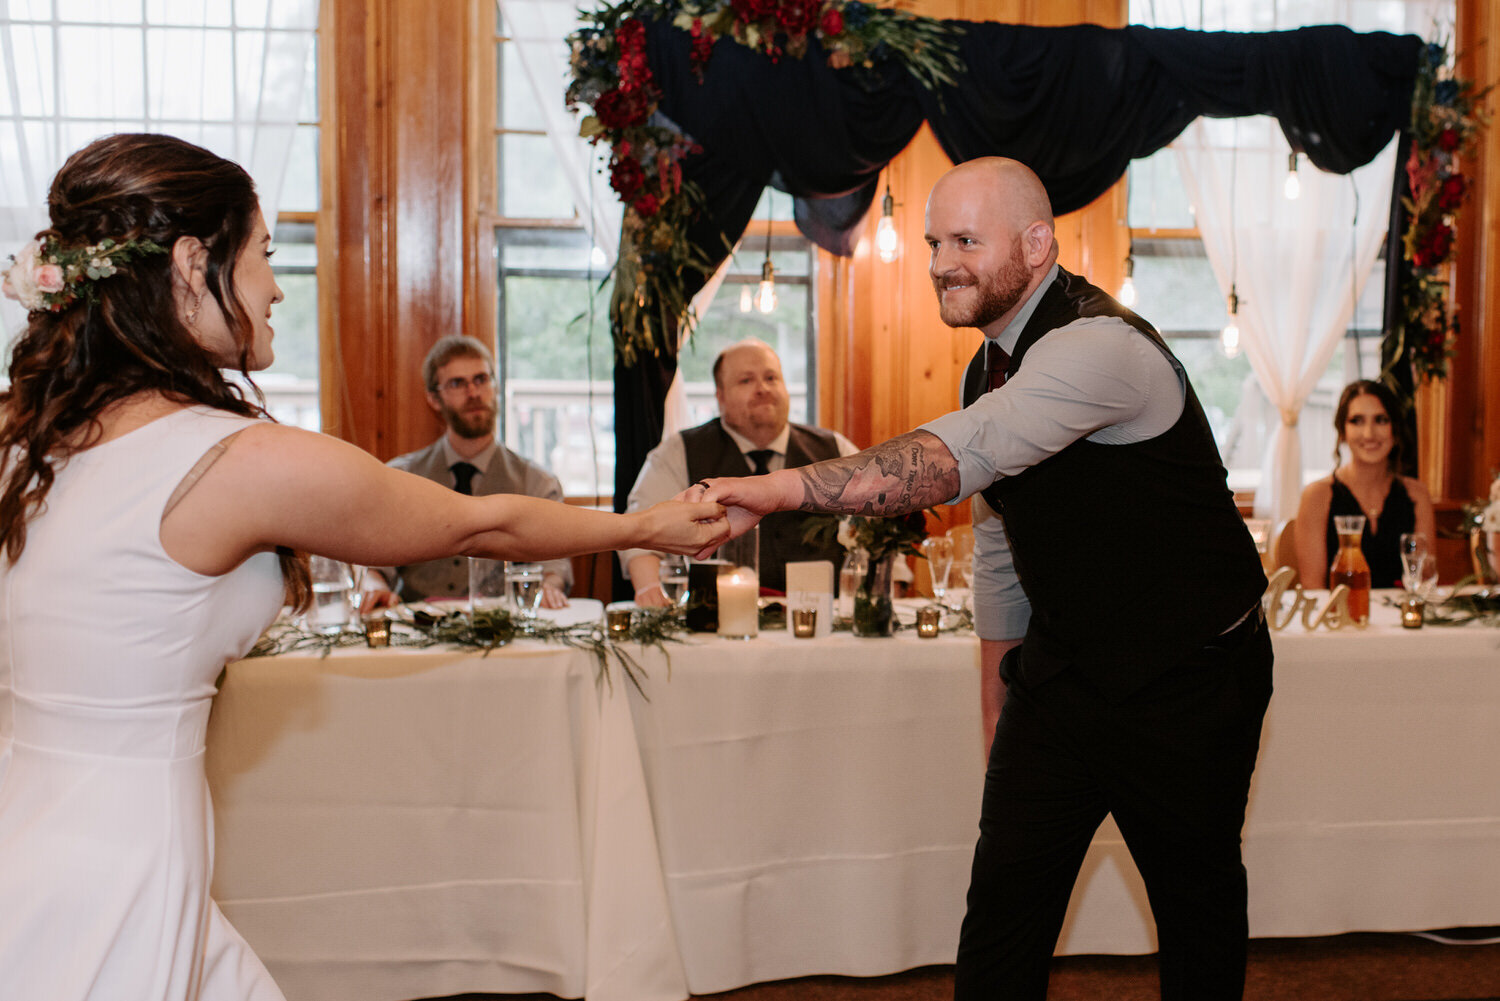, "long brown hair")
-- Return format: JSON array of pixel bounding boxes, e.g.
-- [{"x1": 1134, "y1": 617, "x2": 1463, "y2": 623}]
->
[{"x1": 0, "y1": 133, "x2": 309, "y2": 607}]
